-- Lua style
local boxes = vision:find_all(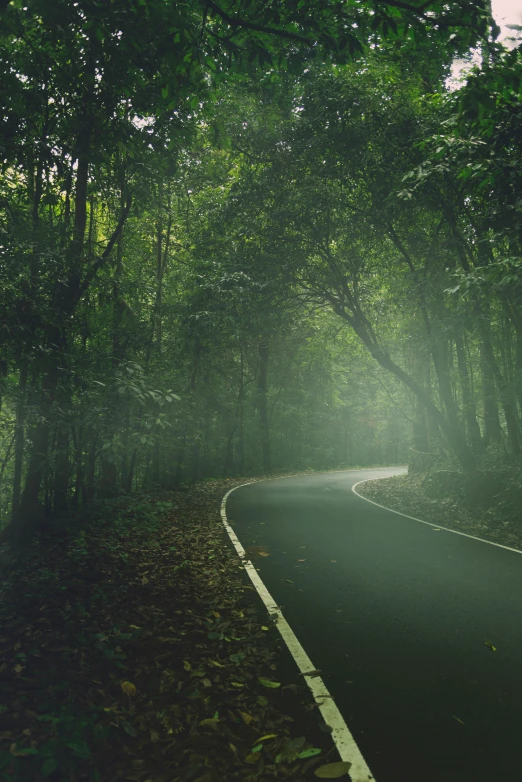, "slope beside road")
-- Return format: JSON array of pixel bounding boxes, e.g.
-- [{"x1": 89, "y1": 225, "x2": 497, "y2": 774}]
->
[{"x1": 225, "y1": 468, "x2": 522, "y2": 782}]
